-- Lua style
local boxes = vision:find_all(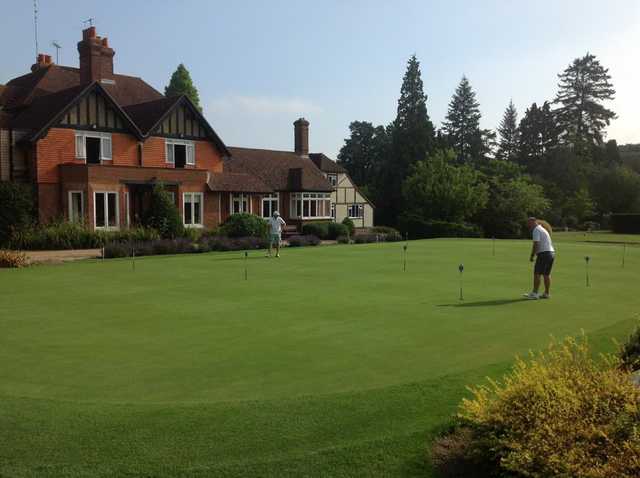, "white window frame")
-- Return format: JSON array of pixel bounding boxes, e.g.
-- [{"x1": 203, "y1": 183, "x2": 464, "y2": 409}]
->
[
  {"x1": 348, "y1": 203, "x2": 364, "y2": 219},
  {"x1": 68, "y1": 190, "x2": 84, "y2": 223},
  {"x1": 93, "y1": 191, "x2": 120, "y2": 230},
  {"x1": 327, "y1": 174, "x2": 337, "y2": 187},
  {"x1": 75, "y1": 131, "x2": 112, "y2": 161},
  {"x1": 331, "y1": 203, "x2": 336, "y2": 219},
  {"x1": 165, "y1": 139, "x2": 195, "y2": 167},
  {"x1": 261, "y1": 193, "x2": 279, "y2": 218},
  {"x1": 290, "y1": 192, "x2": 332, "y2": 219},
  {"x1": 124, "y1": 192, "x2": 130, "y2": 228},
  {"x1": 230, "y1": 193, "x2": 251, "y2": 215},
  {"x1": 183, "y1": 192, "x2": 204, "y2": 227}
]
